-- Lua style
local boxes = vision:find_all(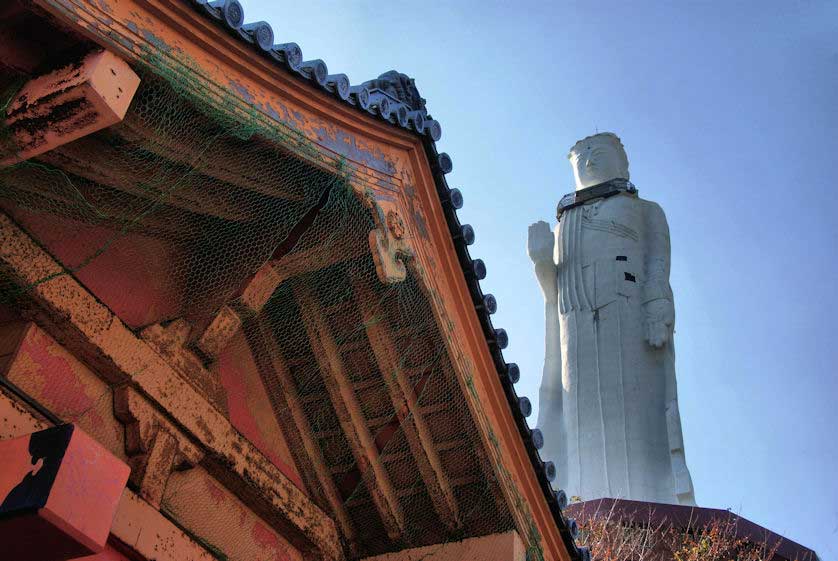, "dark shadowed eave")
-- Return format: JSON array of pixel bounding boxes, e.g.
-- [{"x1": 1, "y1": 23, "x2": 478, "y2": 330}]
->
[{"x1": 188, "y1": 0, "x2": 583, "y2": 558}]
